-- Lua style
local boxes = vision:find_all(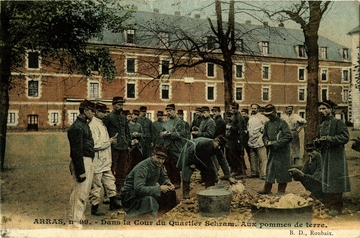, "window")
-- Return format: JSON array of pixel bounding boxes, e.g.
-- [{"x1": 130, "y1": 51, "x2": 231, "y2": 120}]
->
[
  {"x1": 321, "y1": 88, "x2": 328, "y2": 101},
  {"x1": 27, "y1": 51, "x2": 40, "y2": 69},
  {"x1": 205, "y1": 36, "x2": 215, "y2": 50},
  {"x1": 161, "y1": 84, "x2": 170, "y2": 100},
  {"x1": 48, "y1": 111, "x2": 61, "y2": 126},
  {"x1": 125, "y1": 29, "x2": 135, "y2": 44},
  {"x1": 262, "y1": 65, "x2": 270, "y2": 80},
  {"x1": 235, "y1": 64, "x2": 244, "y2": 78},
  {"x1": 161, "y1": 60, "x2": 170, "y2": 75},
  {"x1": 298, "y1": 67, "x2": 306, "y2": 81},
  {"x1": 206, "y1": 85, "x2": 215, "y2": 101},
  {"x1": 7, "y1": 111, "x2": 18, "y2": 126},
  {"x1": 28, "y1": 79, "x2": 39, "y2": 97},
  {"x1": 262, "y1": 87, "x2": 270, "y2": 101},
  {"x1": 89, "y1": 82, "x2": 100, "y2": 98},
  {"x1": 296, "y1": 45, "x2": 306, "y2": 57},
  {"x1": 319, "y1": 47, "x2": 327, "y2": 59},
  {"x1": 299, "y1": 111, "x2": 305, "y2": 119},
  {"x1": 235, "y1": 86, "x2": 243, "y2": 101},
  {"x1": 145, "y1": 112, "x2": 153, "y2": 121},
  {"x1": 298, "y1": 86, "x2": 306, "y2": 102},
  {"x1": 321, "y1": 69, "x2": 328, "y2": 81},
  {"x1": 259, "y1": 41, "x2": 269, "y2": 55},
  {"x1": 342, "y1": 69, "x2": 349, "y2": 82},
  {"x1": 126, "y1": 58, "x2": 136, "y2": 73},
  {"x1": 158, "y1": 32, "x2": 169, "y2": 48},
  {"x1": 342, "y1": 88, "x2": 349, "y2": 102},
  {"x1": 207, "y1": 63, "x2": 215, "y2": 77},
  {"x1": 341, "y1": 48, "x2": 349, "y2": 60},
  {"x1": 126, "y1": 82, "x2": 136, "y2": 99},
  {"x1": 68, "y1": 111, "x2": 78, "y2": 125},
  {"x1": 236, "y1": 39, "x2": 244, "y2": 52}
]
